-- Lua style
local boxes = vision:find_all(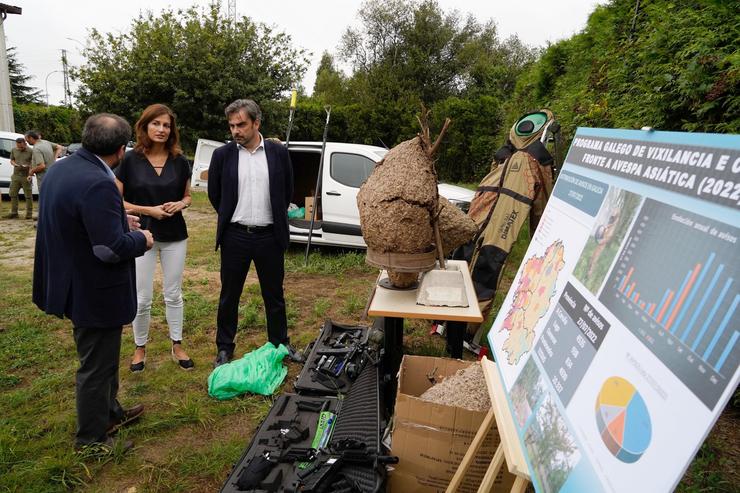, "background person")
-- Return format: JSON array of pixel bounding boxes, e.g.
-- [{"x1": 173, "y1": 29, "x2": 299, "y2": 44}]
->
[
  {"x1": 33, "y1": 113, "x2": 153, "y2": 453},
  {"x1": 115, "y1": 104, "x2": 194, "y2": 372},
  {"x1": 25, "y1": 130, "x2": 63, "y2": 190},
  {"x1": 5, "y1": 138, "x2": 34, "y2": 219},
  {"x1": 207, "y1": 98, "x2": 302, "y2": 366}
]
